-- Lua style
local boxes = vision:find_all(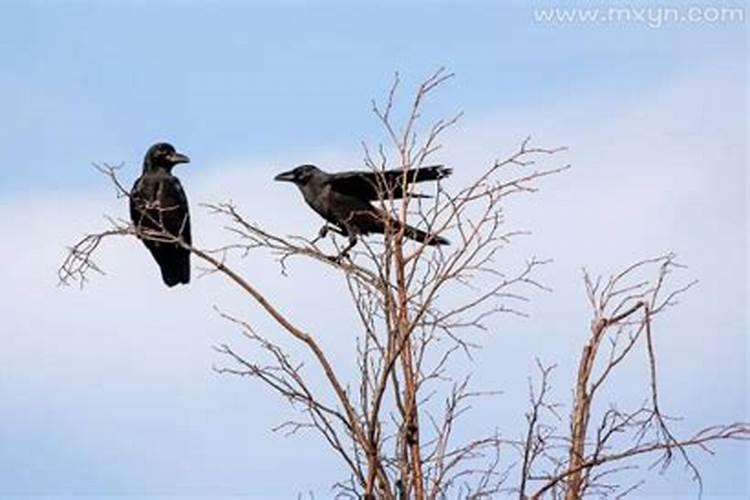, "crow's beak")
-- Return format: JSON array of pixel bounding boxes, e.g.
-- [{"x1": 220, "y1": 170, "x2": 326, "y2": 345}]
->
[
  {"x1": 169, "y1": 152, "x2": 191, "y2": 165},
  {"x1": 274, "y1": 170, "x2": 296, "y2": 182}
]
